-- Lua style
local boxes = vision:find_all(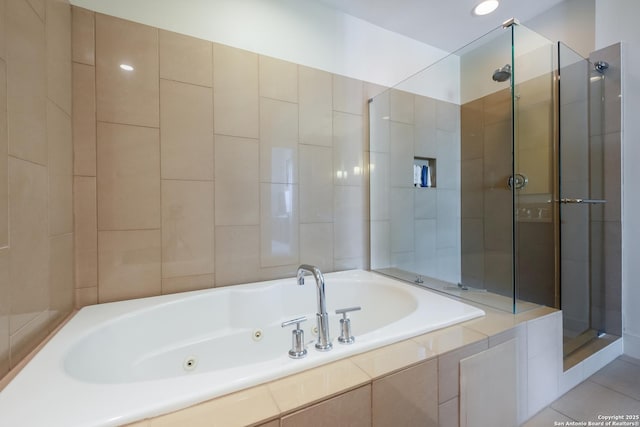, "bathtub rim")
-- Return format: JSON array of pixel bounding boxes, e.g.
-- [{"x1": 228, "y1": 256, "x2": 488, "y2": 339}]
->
[{"x1": 0, "y1": 269, "x2": 486, "y2": 426}]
